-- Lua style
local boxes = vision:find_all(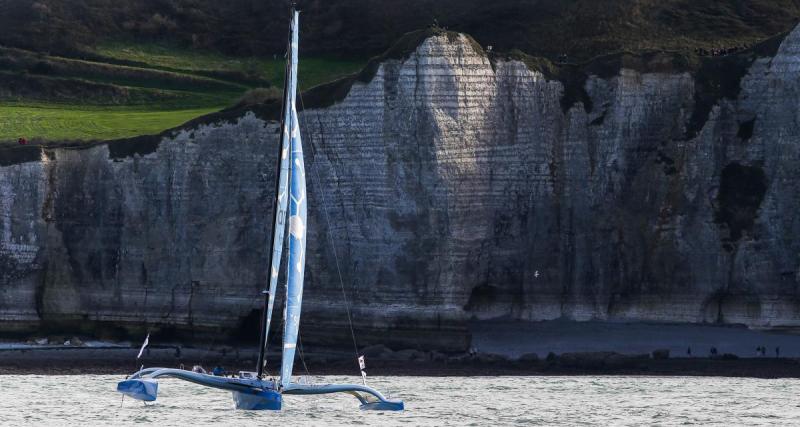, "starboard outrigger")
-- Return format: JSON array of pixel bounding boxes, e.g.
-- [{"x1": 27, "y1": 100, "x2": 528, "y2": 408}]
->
[{"x1": 117, "y1": 6, "x2": 403, "y2": 412}]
